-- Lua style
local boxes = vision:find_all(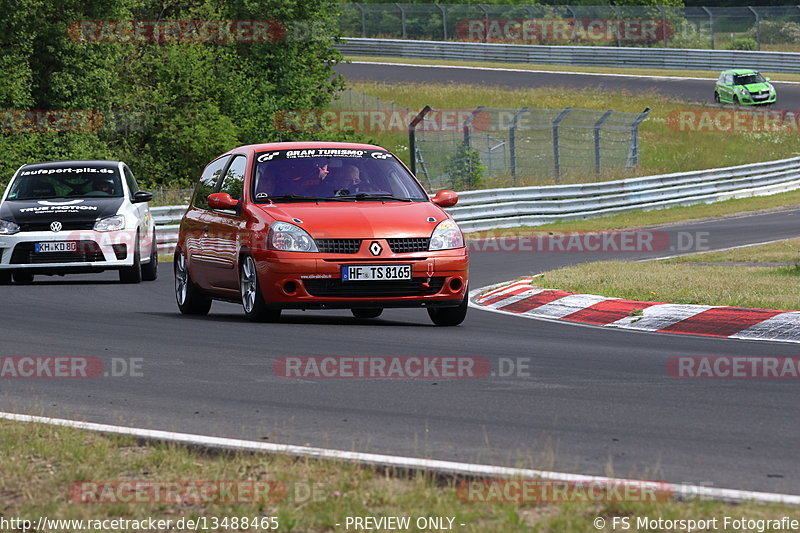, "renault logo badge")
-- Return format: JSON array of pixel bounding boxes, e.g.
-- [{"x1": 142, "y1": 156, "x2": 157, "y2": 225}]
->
[{"x1": 369, "y1": 241, "x2": 382, "y2": 256}]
